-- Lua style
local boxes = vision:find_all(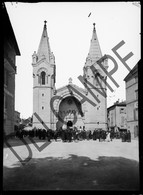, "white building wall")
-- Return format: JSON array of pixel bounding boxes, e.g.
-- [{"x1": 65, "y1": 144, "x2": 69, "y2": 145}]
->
[
  {"x1": 116, "y1": 106, "x2": 127, "y2": 129},
  {"x1": 126, "y1": 74, "x2": 138, "y2": 139},
  {"x1": 32, "y1": 59, "x2": 55, "y2": 129}
]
